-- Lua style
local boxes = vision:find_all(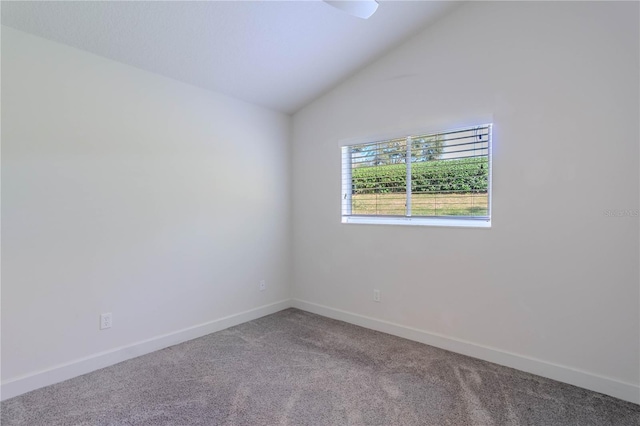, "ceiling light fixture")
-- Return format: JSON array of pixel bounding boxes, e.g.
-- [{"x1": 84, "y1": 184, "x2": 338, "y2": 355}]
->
[{"x1": 324, "y1": 1, "x2": 379, "y2": 20}]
